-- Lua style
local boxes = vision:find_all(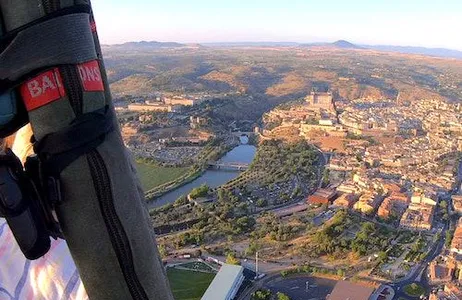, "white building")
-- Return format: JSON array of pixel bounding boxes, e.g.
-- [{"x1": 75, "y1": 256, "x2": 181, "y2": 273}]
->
[{"x1": 201, "y1": 264, "x2": 244, "y2": 300}]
